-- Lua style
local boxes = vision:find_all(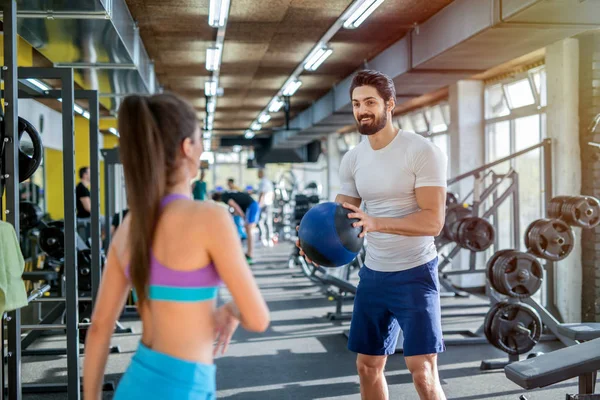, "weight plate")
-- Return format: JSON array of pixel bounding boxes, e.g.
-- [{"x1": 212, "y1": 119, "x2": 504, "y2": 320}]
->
[
  {"x1": 525, "y1": 218, "x2": 574, "y2": 261},
  {"x1": 39, "y1": 225, "x2": 65, "y2": 259},
  {"x1": 562, "y1": 196, "x2": 600, "y2": 229},
  {"x1": 493, "y1": 250, "x2": 543, "y2": 298},
  {"x1": 486, "y1": 249, "x2": 514, "y2": 293},
  {"x1": 19, "y1": 201, "x2": 43, "y2": 231},
  {"x1": 490, "y1": 302, "x2": 542, "y2": 355},
  {"x1": 443, "y1": 205, "x2": 472, "y2": 243},
  {"x1": 17, "y1": 117, "x2": 44, "y2": 183},
  {"x1": 484, "y1": 301, "x2": 509, "y2": 350},
  {"x1": 456, "y1": 217, "x2": 495, "y2": 252},
  {"x1": 548, "y1": 196, "x2": 572, "y2": 220}
]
